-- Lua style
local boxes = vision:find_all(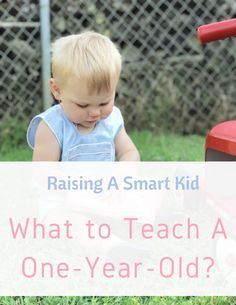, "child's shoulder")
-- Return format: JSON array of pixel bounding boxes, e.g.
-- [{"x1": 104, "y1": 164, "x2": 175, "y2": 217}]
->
[
  {"x1": 40, "y1": 104, "x2": 64, "y2": 119},
  {"x1": 101, "y1": 106, "x2": 124, "y2": 138},
  {"x1": 34, "y1": 104, "x2": 66, "y2": 131},
  {"x1": 106, "y1": 106, "x2": 123, "y2": 122},
  {"x1": 27, "y1": 104, "x2": 66, "y2": 149}
]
